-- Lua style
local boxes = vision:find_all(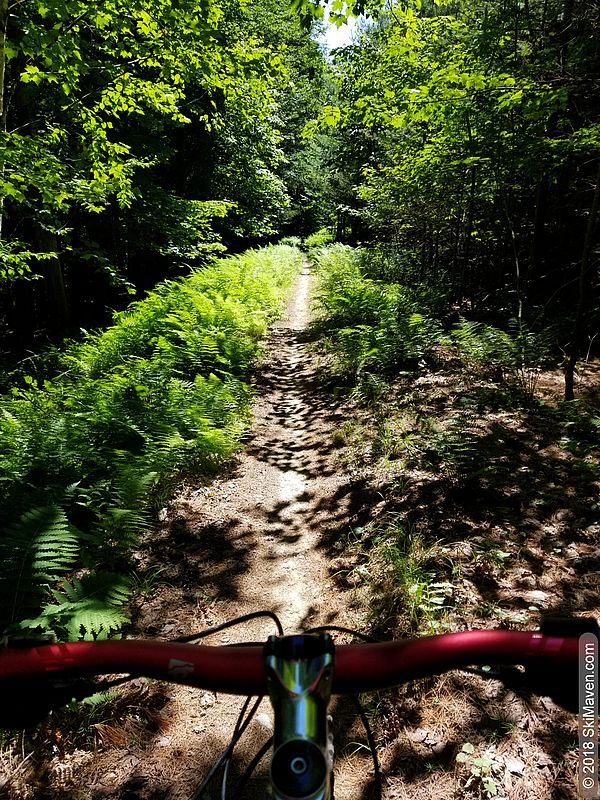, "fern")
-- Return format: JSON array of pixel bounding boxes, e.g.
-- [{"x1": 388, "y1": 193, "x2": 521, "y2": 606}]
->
[
  {"x1": 90, "y1": 467, "x2": 158, "y2": 551},
  {"x1": 20, "y1": 571, "x2": 132, "y2": 641},
  {"x1": 452, "y1": 318, "x2": 514, "y2": 368},
  {"x1": 314, "y1": 245, "x2": 446, "y2": 379},
  {"x1": 434, "y1": 419, "x2": 484, "y2": 476},
  {"x1": 0, "y1": 244, "x2": 302, "y2": 637},
  {"x1": 0, "y1": 506, "x2": 80, "y2": 629},
  {"x1": 452, "y1": 317, "x2": 552, "y2": 395},
  {"x1": 304, "y1": 228, "x2": 334, "y2": 249}
]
